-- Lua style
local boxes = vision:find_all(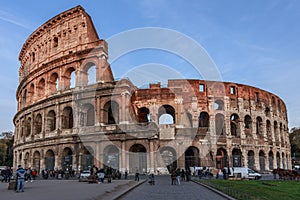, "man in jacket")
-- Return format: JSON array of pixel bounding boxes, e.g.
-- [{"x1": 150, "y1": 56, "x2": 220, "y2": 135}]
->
[{"x1": 16, "y1": 165, "x2": 26, "y2": 192}]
